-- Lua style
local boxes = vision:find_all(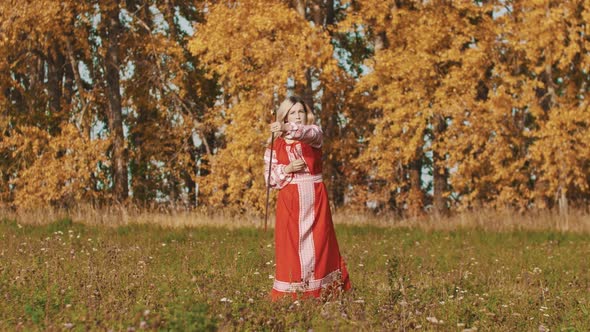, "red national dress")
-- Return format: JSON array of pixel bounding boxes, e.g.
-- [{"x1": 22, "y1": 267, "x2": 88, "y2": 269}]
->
[{"x1": 264, "y1": 123, "x2": 351, "y2": 300}]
